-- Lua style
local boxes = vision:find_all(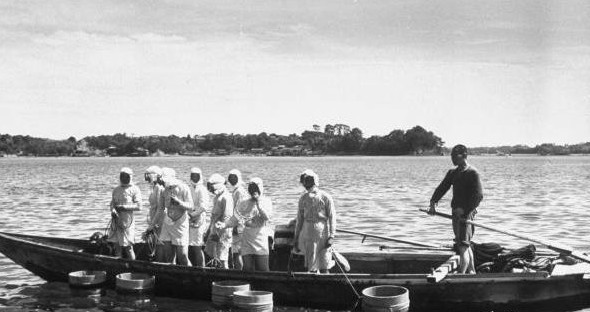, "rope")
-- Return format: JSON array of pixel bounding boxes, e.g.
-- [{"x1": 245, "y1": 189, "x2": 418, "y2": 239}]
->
[
  {"x1": 109, "y1": 209, "x2": 134, "y2": 246},
  {"x1": 332, "y1": 248, "x2": 361, "y2": 308},
  {"x1": 103, "y1": 219, "x2": 113, "y2": 237},
  {"x1": 142, "y1": 228, "x2": 159, "y2": 259},
  {"x1": 206, "y1": 257, "x2": 223, "y2": 268},
  {"x1": 233, "y1": 203, "x2": 255, "y2": 223}
]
